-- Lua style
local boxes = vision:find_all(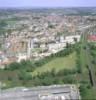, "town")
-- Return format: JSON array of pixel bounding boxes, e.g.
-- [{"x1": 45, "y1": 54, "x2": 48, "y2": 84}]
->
[
  {"x1": 0, "y1": 8, "x2": 96, "y2": 100},
  {"x1": 0, "y1": 10, "x2": 82, "y2": 67}
]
